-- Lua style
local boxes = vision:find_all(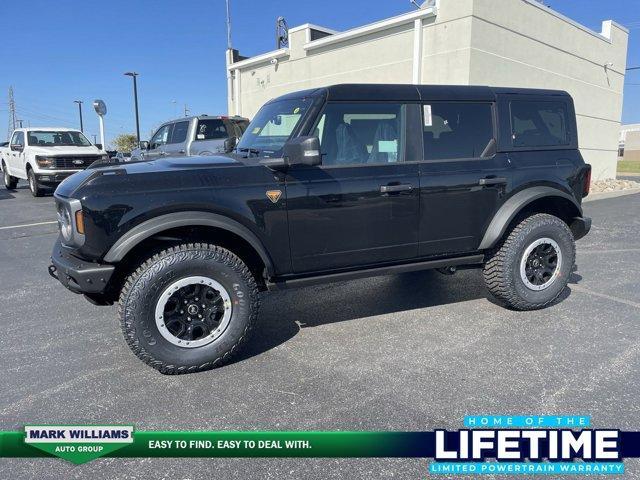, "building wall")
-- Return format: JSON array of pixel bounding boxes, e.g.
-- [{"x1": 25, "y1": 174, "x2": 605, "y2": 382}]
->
[
  {"x1": 227, "y1": 0, "x2": 628, "y2": 180},
  {"x1": 467, "y1": 0, "x2": 628, "y2": 180}
]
